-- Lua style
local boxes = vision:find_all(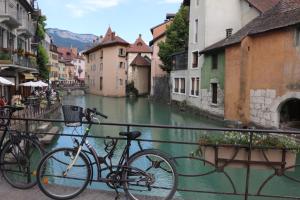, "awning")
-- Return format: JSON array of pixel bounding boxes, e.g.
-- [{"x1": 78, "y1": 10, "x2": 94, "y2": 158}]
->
[{"x1": 22, "y1": 73, "x2": 35, "y2": 80}]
